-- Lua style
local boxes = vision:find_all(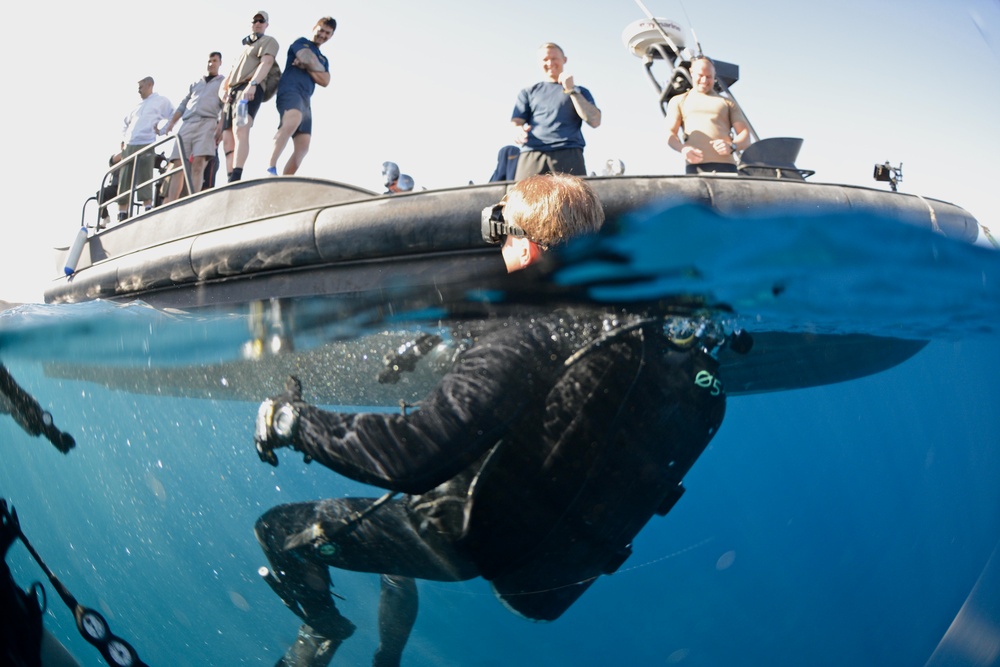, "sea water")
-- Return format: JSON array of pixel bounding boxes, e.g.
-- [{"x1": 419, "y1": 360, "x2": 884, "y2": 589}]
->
[{"x1": 2, "y1": 203, "x2": 999, "y2": 667}]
